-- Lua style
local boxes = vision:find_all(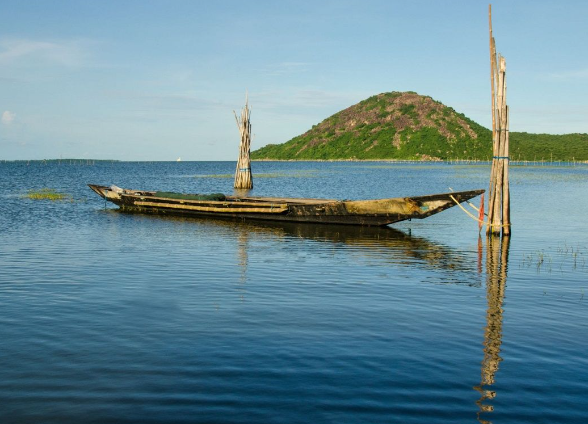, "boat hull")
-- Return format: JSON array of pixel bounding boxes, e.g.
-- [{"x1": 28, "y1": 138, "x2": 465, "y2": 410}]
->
[{"x1": 88, "y1": 184, "x2": 484, "y2": 227}]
